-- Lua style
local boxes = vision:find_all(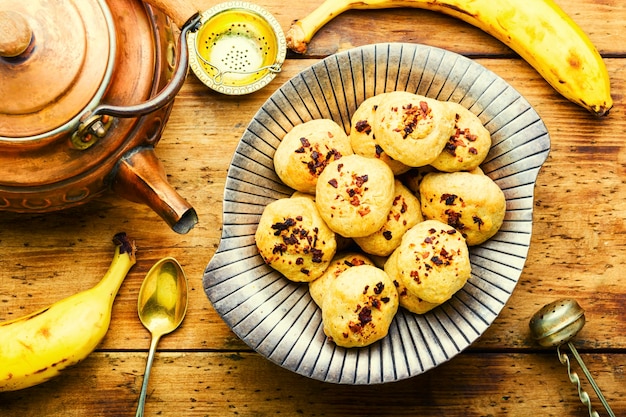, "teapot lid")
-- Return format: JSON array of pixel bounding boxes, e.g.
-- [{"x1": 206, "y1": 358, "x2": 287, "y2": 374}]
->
[{"x1": 0, "y1": 0, "x2": 114, "y2": 140}]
